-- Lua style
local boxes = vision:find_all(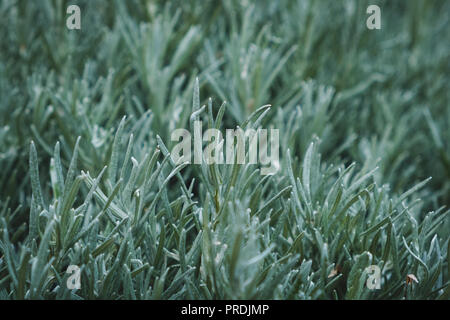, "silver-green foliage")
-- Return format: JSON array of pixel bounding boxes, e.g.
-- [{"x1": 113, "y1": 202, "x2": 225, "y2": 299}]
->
[
  {"x1": 0, "y1": 0, "x2": 448, "y2": 300},
  {"x1": 0, "y1": 83, "x2": 448, "y2": 299}
]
